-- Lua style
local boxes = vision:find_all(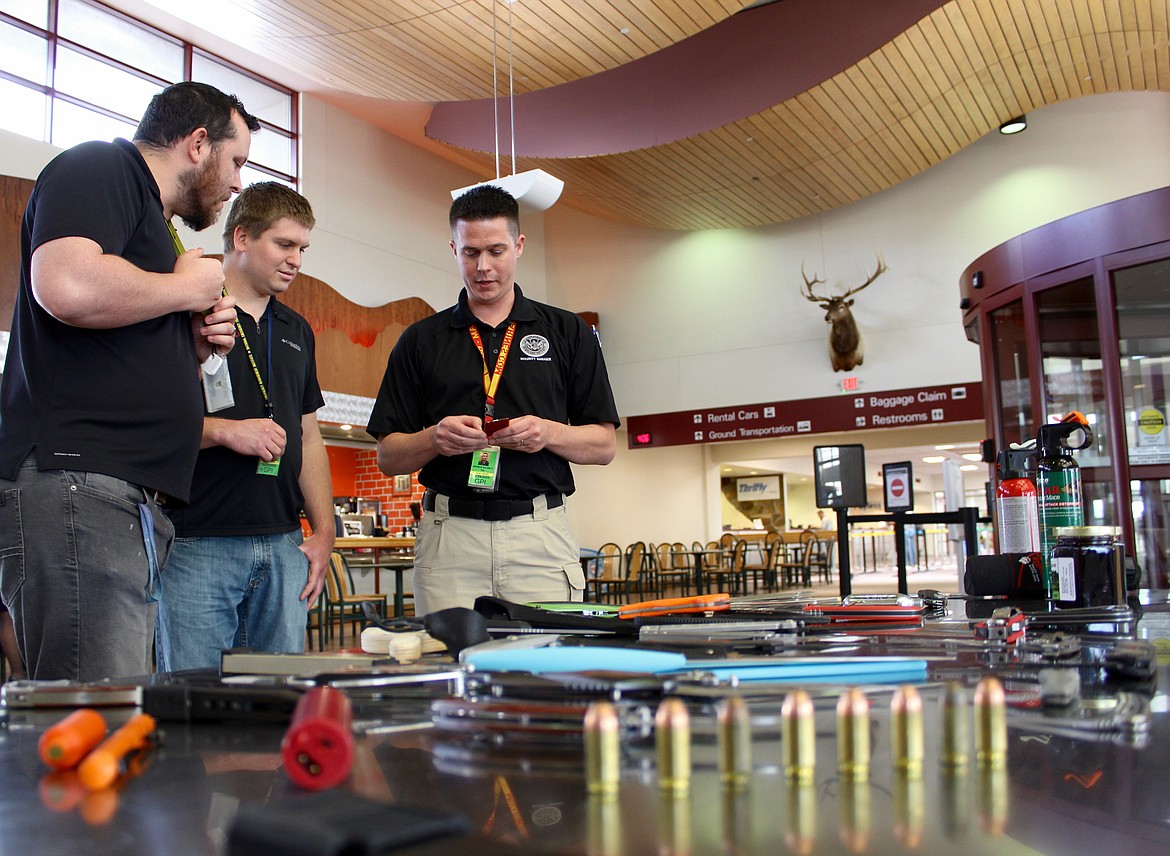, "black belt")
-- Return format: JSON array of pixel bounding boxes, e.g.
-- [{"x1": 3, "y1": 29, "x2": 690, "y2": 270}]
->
[{"x1": 422, "y1": 490, "x2": 563, "y2": 522}]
